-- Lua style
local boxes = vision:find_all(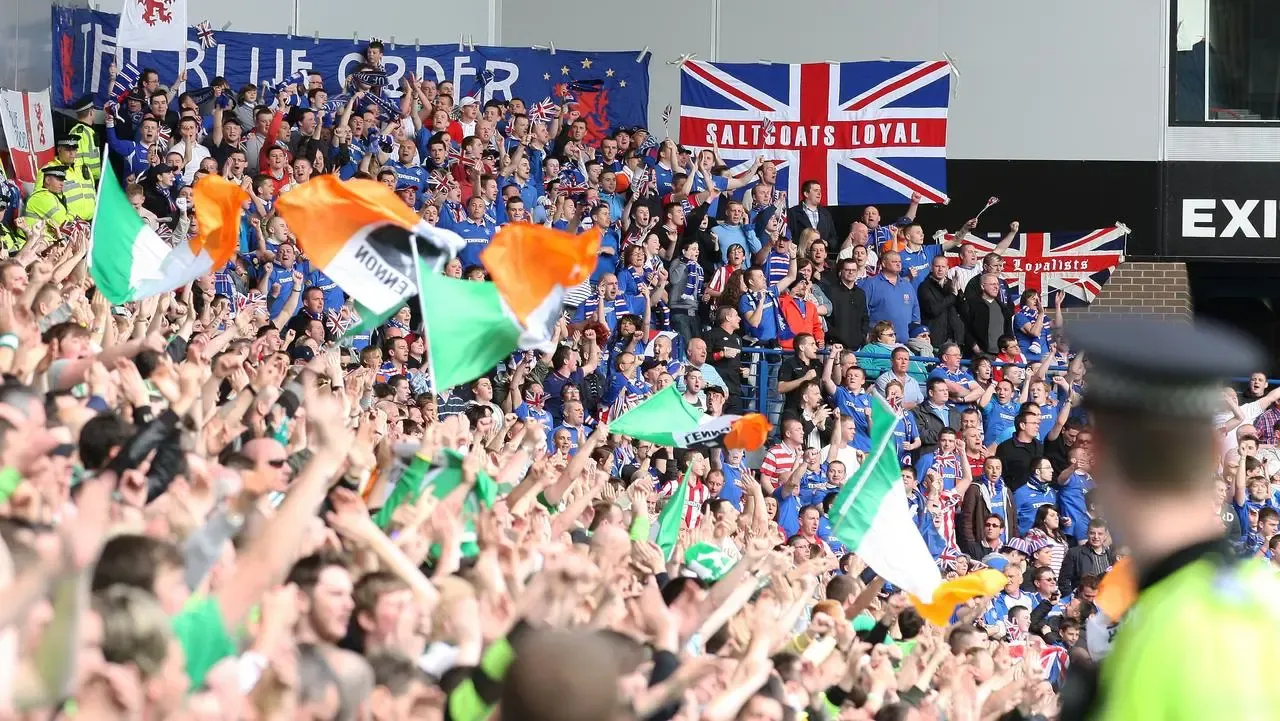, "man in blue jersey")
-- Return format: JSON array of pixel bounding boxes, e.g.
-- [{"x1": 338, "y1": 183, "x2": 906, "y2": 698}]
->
[{"x1": 859, "y1": 250, "x2": 919, "y2": 340}]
